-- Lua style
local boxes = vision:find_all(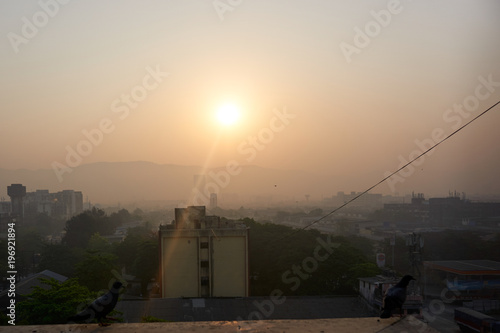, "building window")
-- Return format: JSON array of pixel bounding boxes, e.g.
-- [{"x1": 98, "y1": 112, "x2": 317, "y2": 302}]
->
[
  {"x1": 200, "y1": 242, "x2": 209, "y2": 249},
  {"x1": 201, "y1": 277, "x2": 209, "y2": 286}
]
